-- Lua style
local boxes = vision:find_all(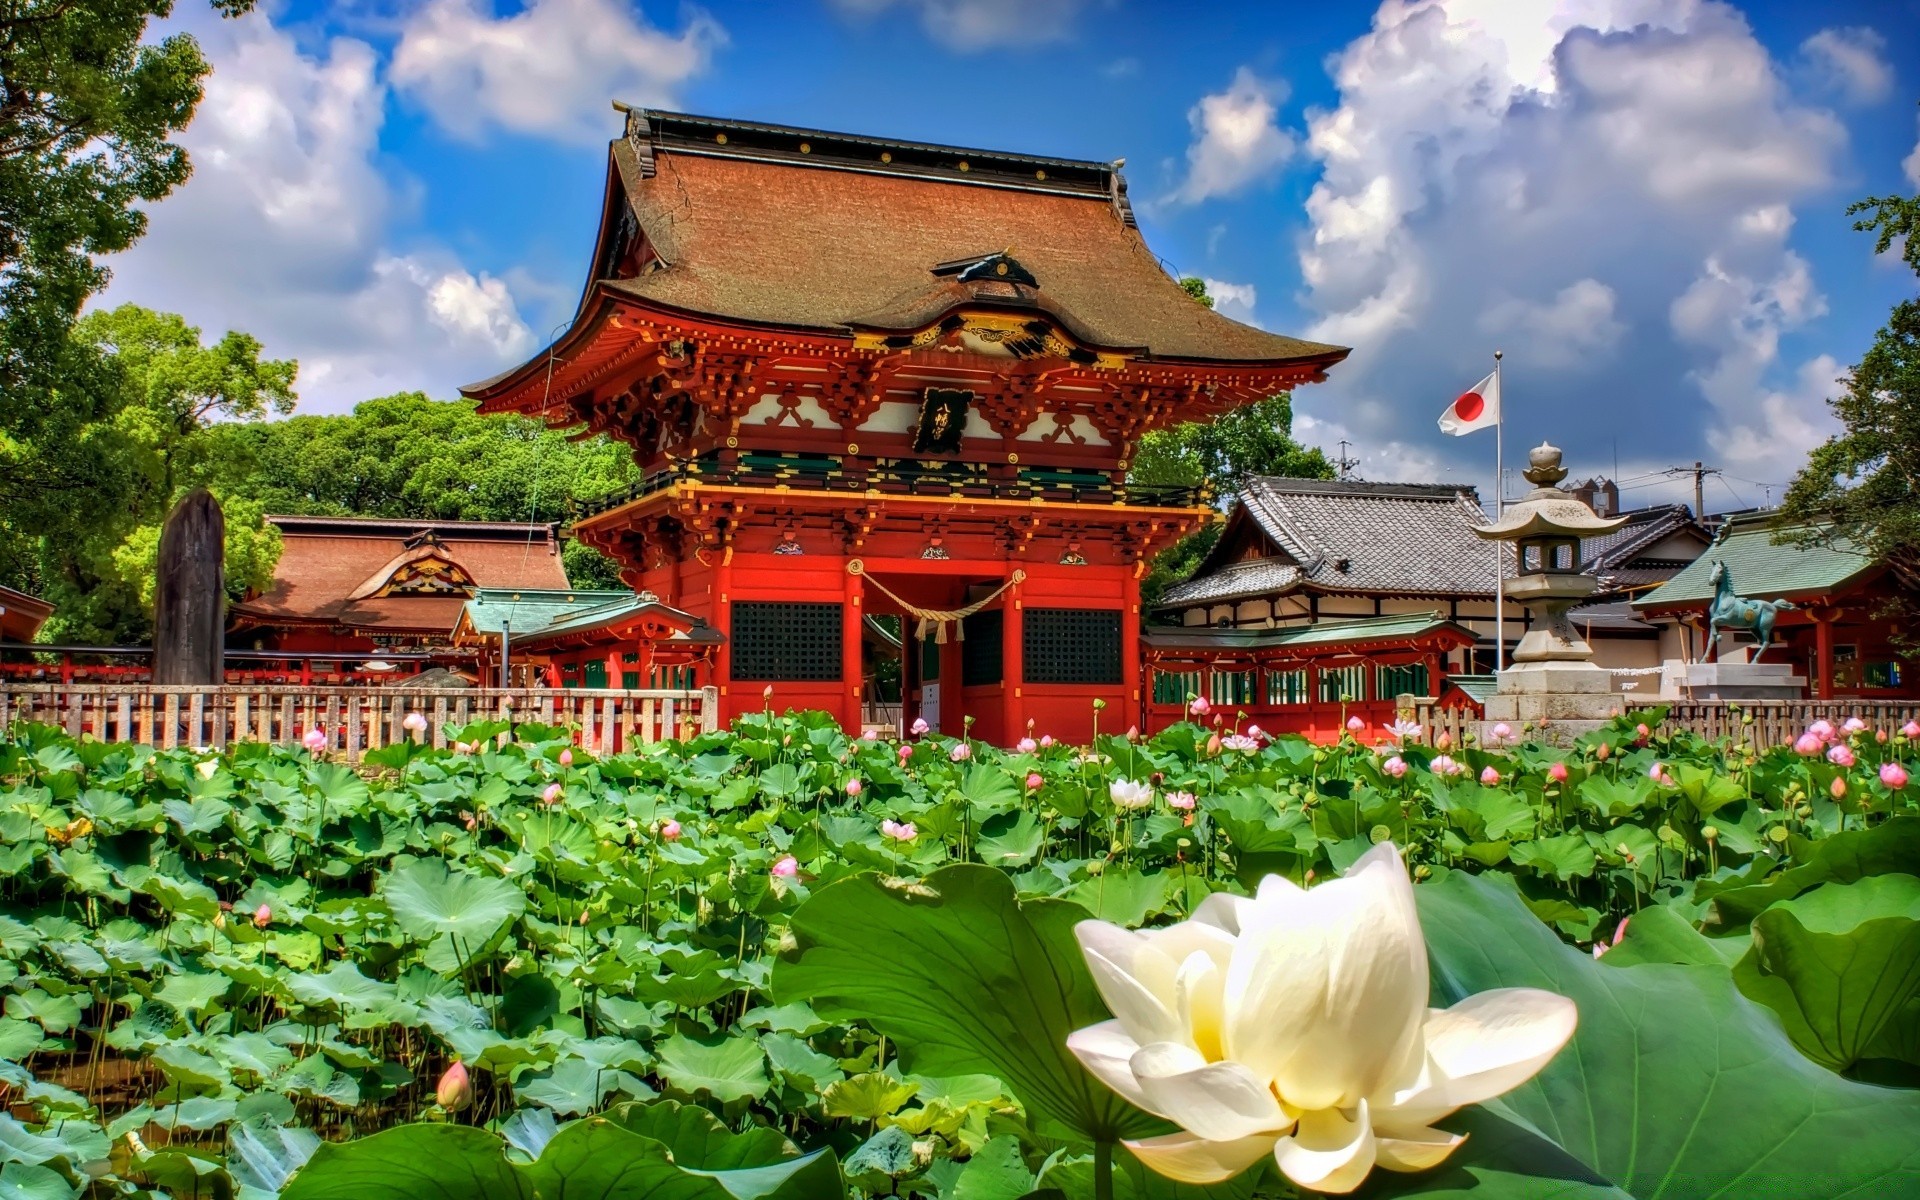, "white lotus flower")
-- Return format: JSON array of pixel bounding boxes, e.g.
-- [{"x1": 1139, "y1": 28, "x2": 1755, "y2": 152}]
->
[
  {"x1": 1066, "y1": 843, "x2": 1576, "y2": 1194},
  {"x1": 1110, "y1": 779, "x2": 1154, "y2": 810}
]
